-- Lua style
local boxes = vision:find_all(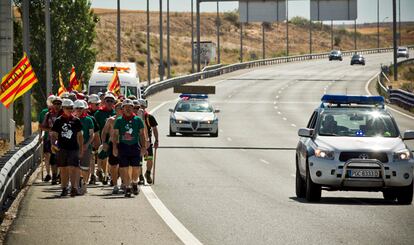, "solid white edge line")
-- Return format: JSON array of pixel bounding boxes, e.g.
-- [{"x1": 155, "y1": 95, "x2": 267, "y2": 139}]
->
[
  {"x1": 365, "y1": 73, "x2": 414, "y2": 120},
  {"x1": 141, "y1": 100, "x2": 203, "y2": 245}
]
